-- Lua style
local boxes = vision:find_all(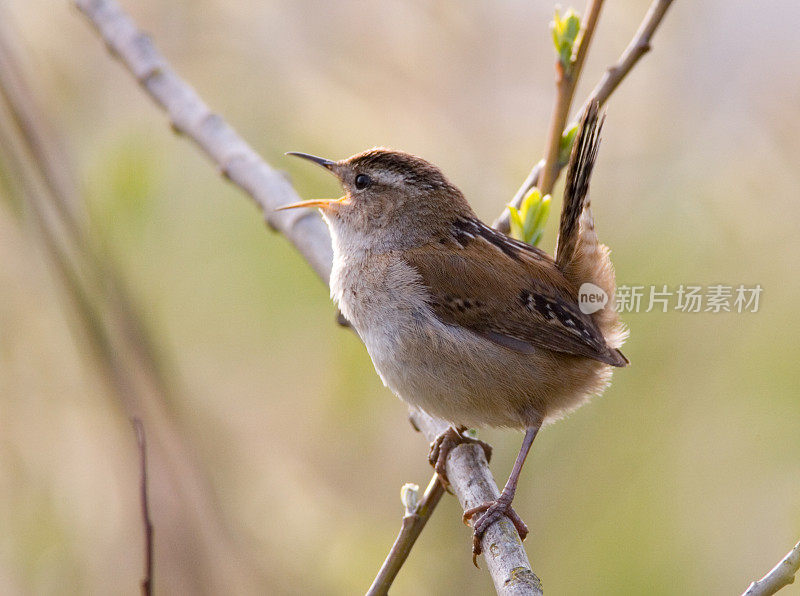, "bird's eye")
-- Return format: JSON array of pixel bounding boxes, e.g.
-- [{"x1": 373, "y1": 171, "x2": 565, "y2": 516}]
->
[{"x1": 354, "y1": 173, "x2": 372, "y2": 190}]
